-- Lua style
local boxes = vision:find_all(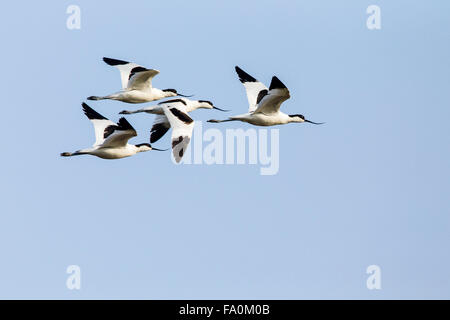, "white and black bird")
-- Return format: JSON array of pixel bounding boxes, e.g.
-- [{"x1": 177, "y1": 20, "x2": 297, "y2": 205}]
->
[
  {"x1": 119, "y1": 98, "x2": 228, "y2": 143},
  {"x1": 87, "y1": 57, "x2": 191, "y2": 104},
  {"x1": 160, "y1": 103, "x2": 195, "y2": 163},
  {"x1": 208, "y1": 66, "x2": 323, "y2": 126},
  {"x1": 61, "y1": 103, "x2": 165, "y2": 159}
]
